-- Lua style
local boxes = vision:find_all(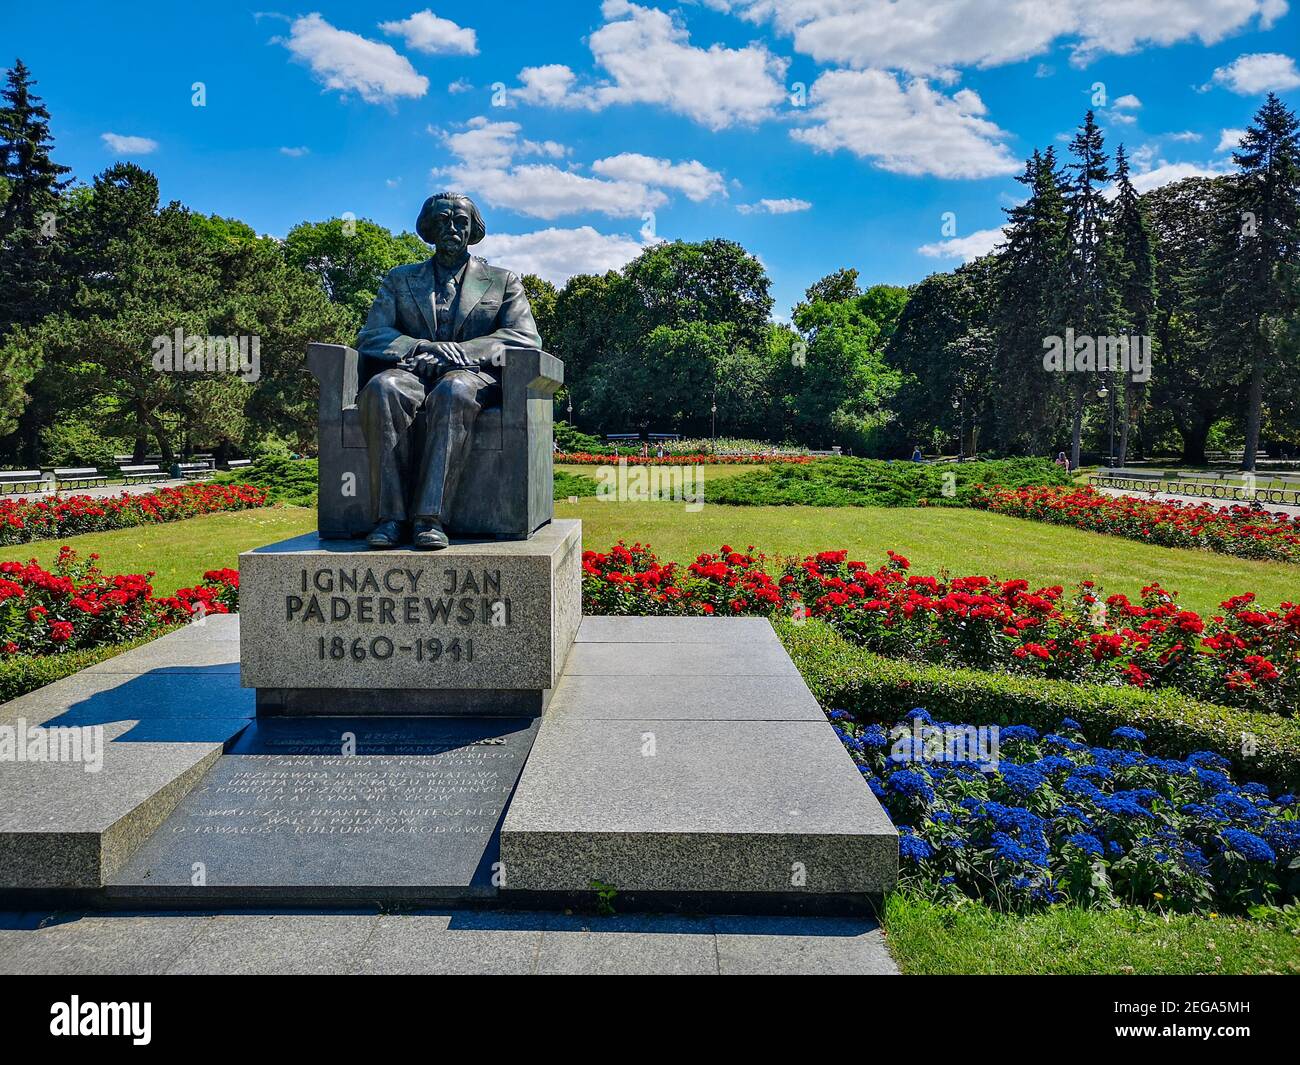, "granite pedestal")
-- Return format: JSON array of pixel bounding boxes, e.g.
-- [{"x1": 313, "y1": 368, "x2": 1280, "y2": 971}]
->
[{"x1": 239, "y1": 519, "x2": 581, "y2": 717}]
